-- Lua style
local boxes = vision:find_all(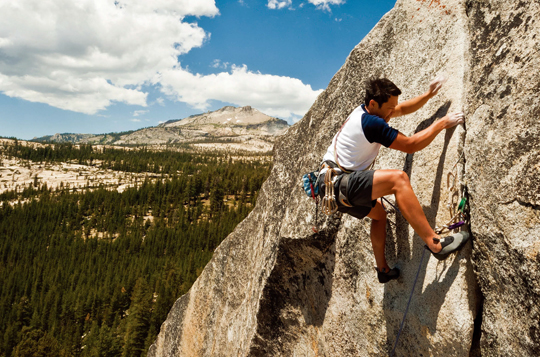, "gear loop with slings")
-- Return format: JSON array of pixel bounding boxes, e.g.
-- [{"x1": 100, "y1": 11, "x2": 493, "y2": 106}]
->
[{"x1": 321, "y1": 168, "x2": 339, "y2": 215}]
